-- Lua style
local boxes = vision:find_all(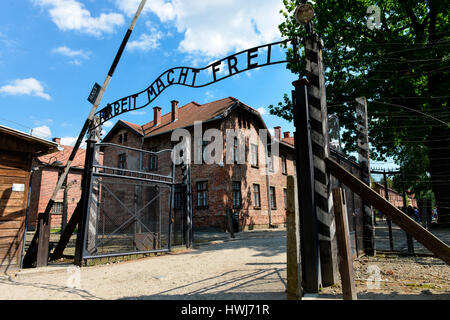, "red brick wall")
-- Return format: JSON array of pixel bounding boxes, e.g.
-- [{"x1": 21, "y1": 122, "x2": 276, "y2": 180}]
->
[
  {"x1": 28, "y1": 161, "x2": 83, "y2": 230},
  {"x1": 103, "y1": 109, "x2": 295, "y2": 231},
  {"x1": 373, "y1": 184, "x2": 417, "y2": 208}
]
